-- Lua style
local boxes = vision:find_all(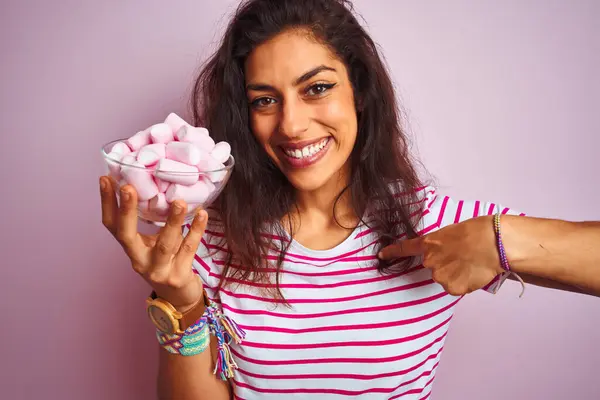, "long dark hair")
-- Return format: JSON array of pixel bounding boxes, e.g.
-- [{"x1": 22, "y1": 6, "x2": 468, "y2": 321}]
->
[{"x1": 191, "y1": 0, "x2": 423, "y2": 300}]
